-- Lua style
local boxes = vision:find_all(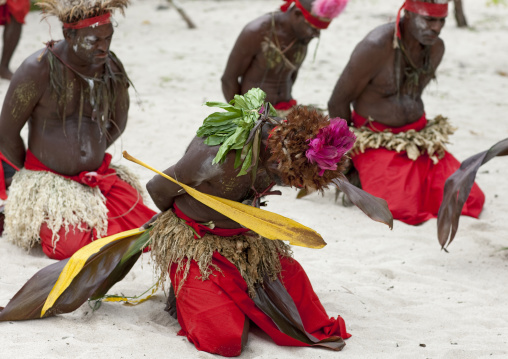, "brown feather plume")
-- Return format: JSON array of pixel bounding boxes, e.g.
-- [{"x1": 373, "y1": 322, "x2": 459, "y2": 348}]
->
[
  {"x1": 267, "y1": 106, "x2": 349, "y2": 192},
  {"x1": 37, "y1": 0, "x2": 129, "y2": 23}
]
